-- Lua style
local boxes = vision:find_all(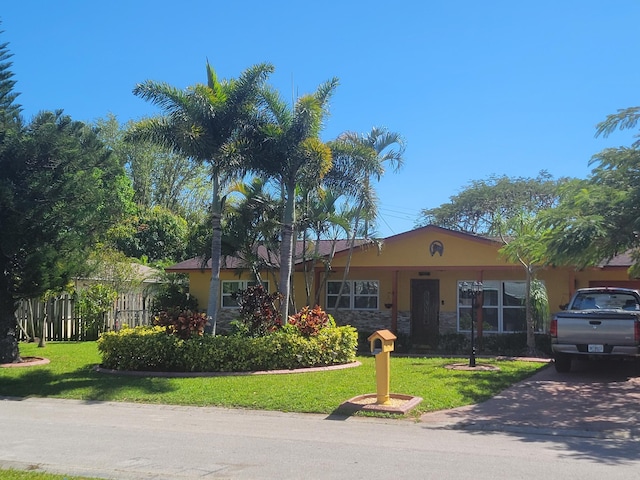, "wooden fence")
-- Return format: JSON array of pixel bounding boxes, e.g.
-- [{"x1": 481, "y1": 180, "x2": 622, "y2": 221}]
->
[{"x1": 15, "y1": 292, "x2": 155, "y2": 342}]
